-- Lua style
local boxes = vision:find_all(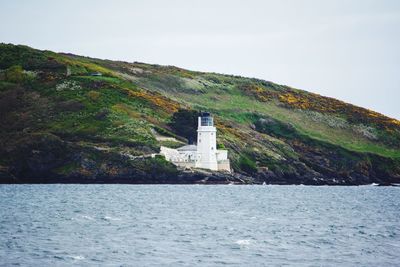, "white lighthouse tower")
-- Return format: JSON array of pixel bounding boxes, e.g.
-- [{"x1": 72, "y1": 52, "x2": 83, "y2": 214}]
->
[
  {"x1": 159, "y1": 111, "x2": 230, "y2": 172},
  {"x1": 195, "y1": 112, "x2": 218, "y2": 170}
]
